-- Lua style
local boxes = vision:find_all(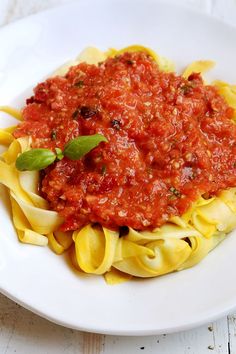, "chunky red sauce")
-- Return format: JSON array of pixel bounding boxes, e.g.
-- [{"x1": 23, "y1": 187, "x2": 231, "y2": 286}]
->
[{"x1": 14, "y1": 52, "x2": 236, "y2": 231}]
